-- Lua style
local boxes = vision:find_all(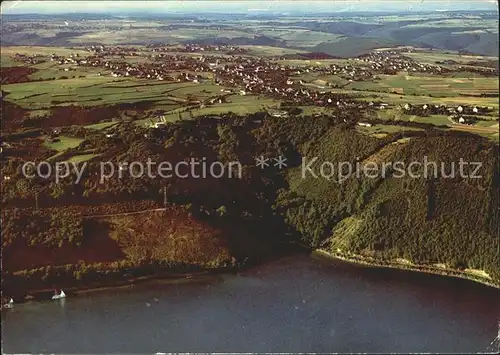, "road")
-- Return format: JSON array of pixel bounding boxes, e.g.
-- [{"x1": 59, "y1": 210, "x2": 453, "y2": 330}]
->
[{"x1": 450, "y1": 124, "x2": 499, "y2": 134}]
